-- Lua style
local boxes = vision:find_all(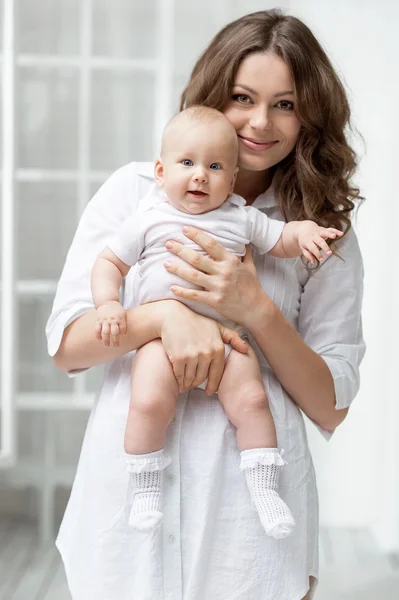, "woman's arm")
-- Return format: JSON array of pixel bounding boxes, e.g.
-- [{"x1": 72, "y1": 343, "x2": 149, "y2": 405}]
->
[
  {"x1": 54, "y1": 299, "x2": 249, "y2": 394},
  {"x1": 247, "y1": 297, "x2": 344, "y2": 431},
  {"x1": 162, "y1": 225, "x2": 365, "y2": 433}
]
